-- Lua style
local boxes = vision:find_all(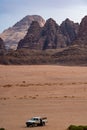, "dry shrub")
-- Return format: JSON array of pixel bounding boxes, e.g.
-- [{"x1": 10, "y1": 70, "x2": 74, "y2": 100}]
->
[
  {"x1": 0, "y1": 128, "x2": 5, "y2": 130},
  {"x1": 68, "y1": 125, "x2": 87, "y2": 130},
  {"x1": 3, "y1": 84, "x2": 12, "y2": 88}
]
